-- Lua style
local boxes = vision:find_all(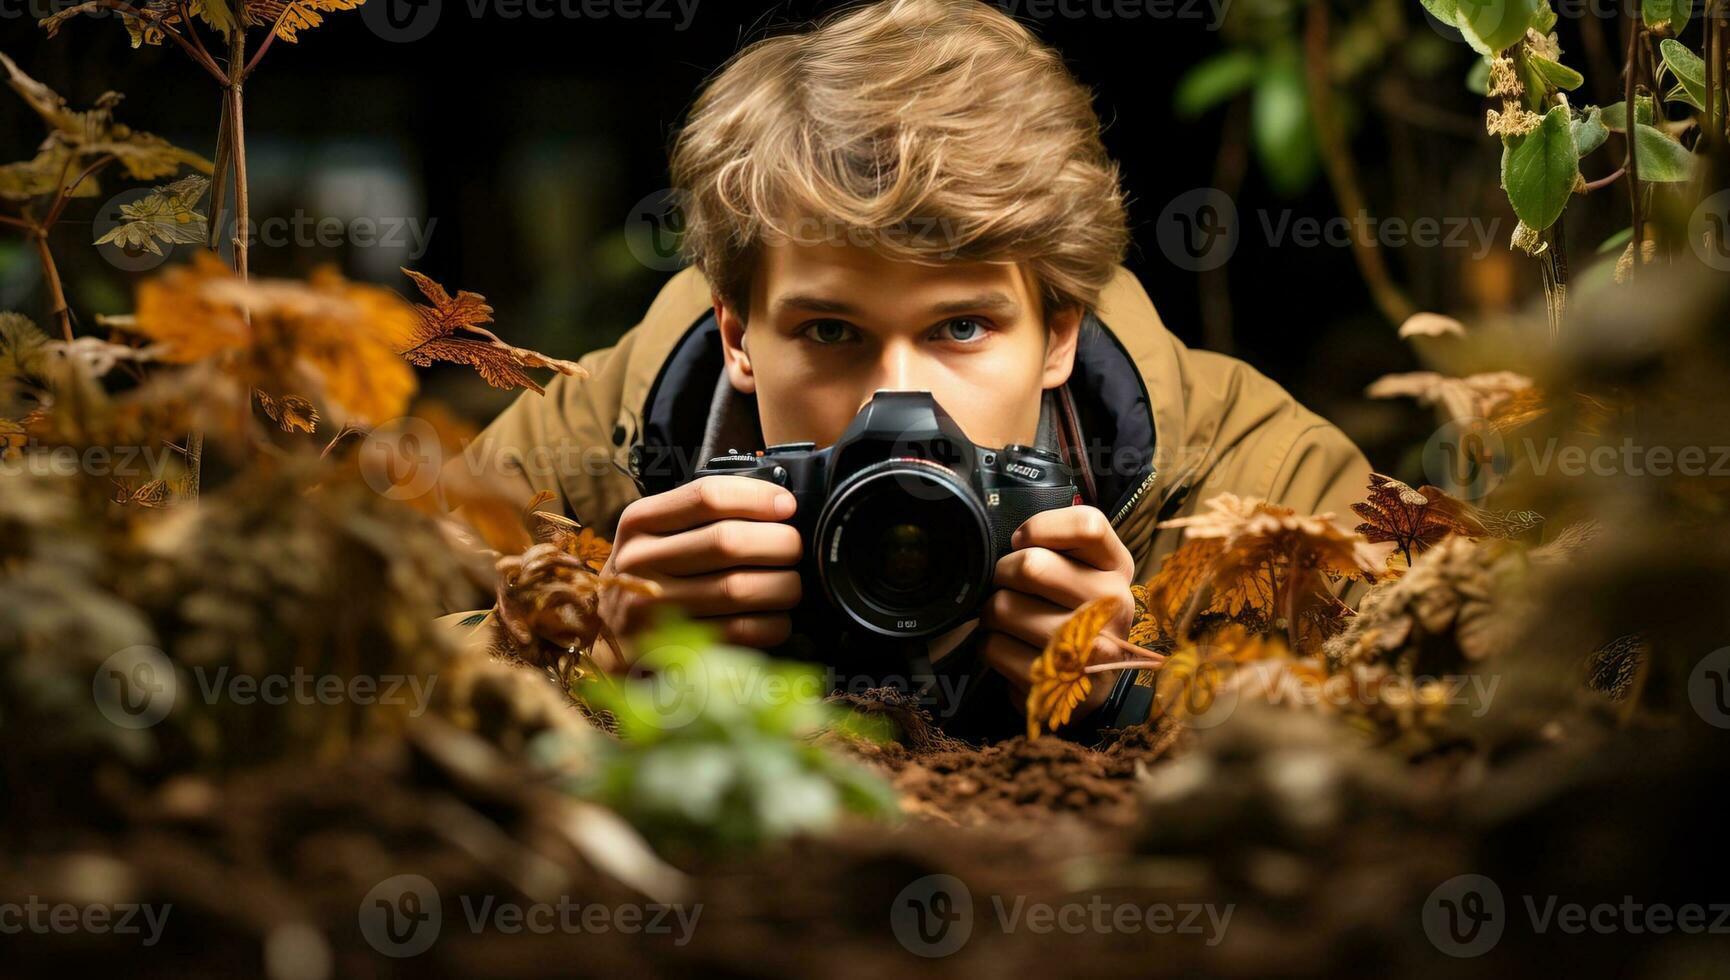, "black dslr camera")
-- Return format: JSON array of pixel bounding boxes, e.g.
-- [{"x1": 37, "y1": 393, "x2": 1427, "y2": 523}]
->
[{"x1": 692, "y1": 390, "x2": 1079, "y2": 640}]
